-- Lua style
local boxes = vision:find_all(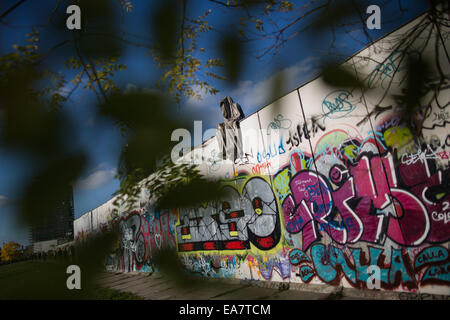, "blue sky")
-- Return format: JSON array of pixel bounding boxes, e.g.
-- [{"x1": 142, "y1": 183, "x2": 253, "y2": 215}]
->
[{"x1": 0, "y1": 0, "x2": 429, "y2": 245}]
